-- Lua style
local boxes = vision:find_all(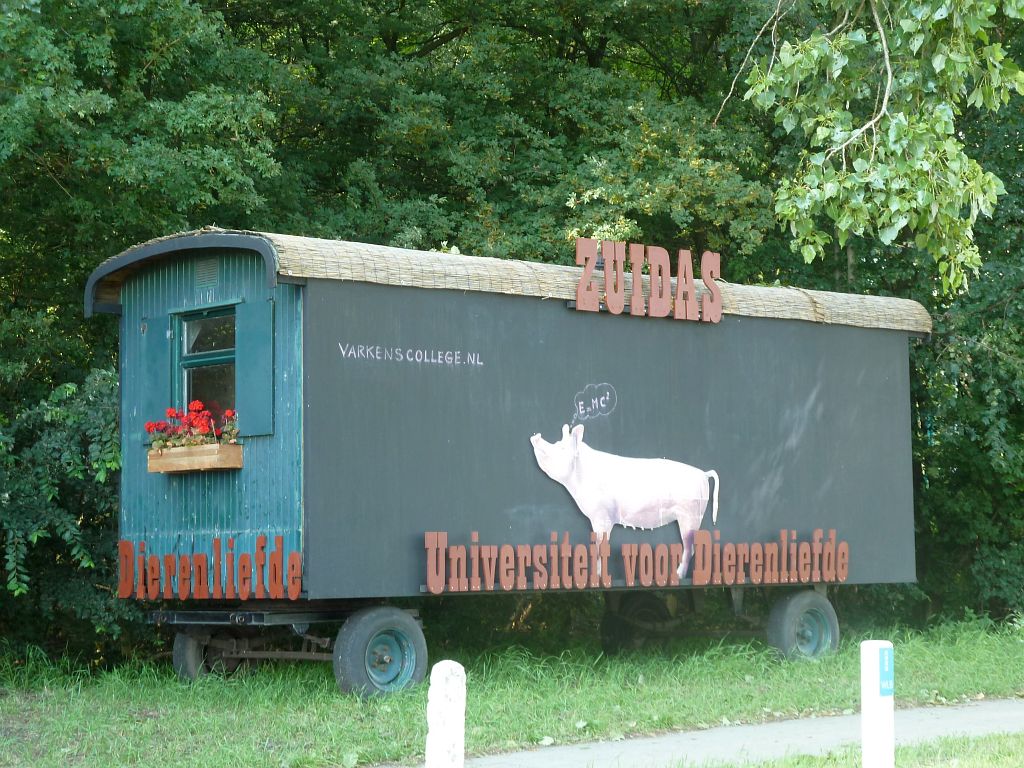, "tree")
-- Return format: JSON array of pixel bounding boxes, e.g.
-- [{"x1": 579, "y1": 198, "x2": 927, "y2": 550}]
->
[
  {"x1": 0, "y1": 0, "x2": 280, "y2": 650},
  {"x1": 0, "y1": 0, "x2": 282, "y2": 416},
  {"x1": 740, "y1": 0, "x2": 1024, "y2": 291},
  {"x1": 910, "y1": 53, "x2": 1024, "y2": 613},
  {"x1": 0, "y1": 369, "x2": 142, "y2": 649},
  {"x1": 221, "y1": 0, "x2": 781, "y2": 262}
]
